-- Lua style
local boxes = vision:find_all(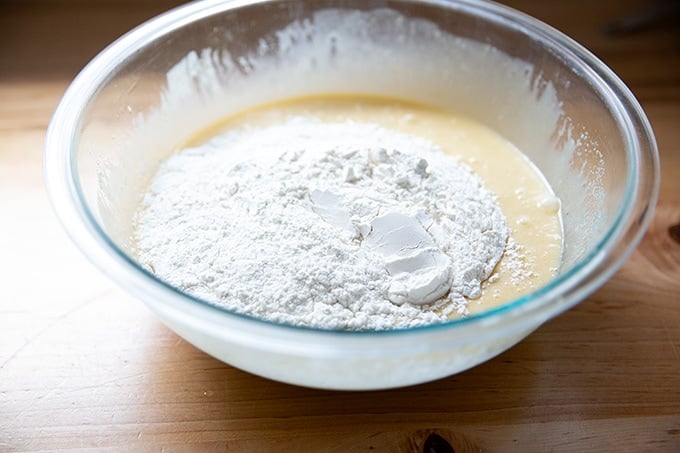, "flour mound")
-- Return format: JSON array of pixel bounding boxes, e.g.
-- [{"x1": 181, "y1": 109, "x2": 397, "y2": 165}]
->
[{"x1": 134, "y1": 120, "x2": 508, "y2": 330}]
